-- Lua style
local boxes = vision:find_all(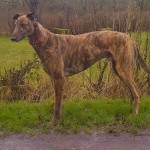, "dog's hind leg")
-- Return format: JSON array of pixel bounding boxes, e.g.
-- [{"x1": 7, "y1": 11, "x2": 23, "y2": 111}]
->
[
  {"x1": 112, "y1": 61, "x2": 135, "y2": 105},
  {"x1": 112, "y1": 61, "x2": 141, "y2": 114}
]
